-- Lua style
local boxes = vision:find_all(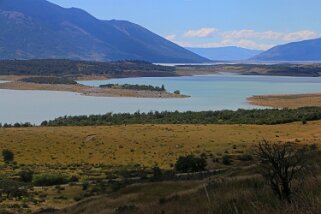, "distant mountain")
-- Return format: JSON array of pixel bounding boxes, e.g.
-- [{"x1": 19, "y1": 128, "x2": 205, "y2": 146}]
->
[
  {"x1": 0, "y1": 0, "x2": 208, "y2": 63},
  {"x1": 253, "y1": 38, "x2": 321, "y2": 61},
  {"x1": 187, "y1": 46, "x2": 262, "y2": 61}
]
